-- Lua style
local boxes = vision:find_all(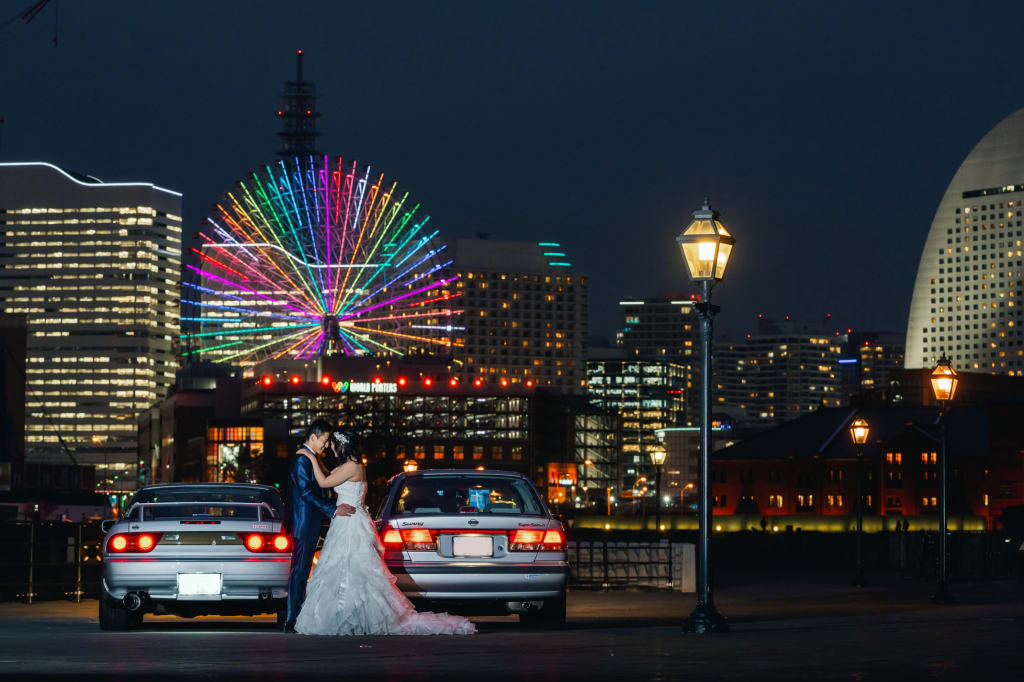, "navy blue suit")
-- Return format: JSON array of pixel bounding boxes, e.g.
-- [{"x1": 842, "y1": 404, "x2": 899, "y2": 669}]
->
[{"x1": 283, "y1": 451, "x2": 335, "y2": 626}]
